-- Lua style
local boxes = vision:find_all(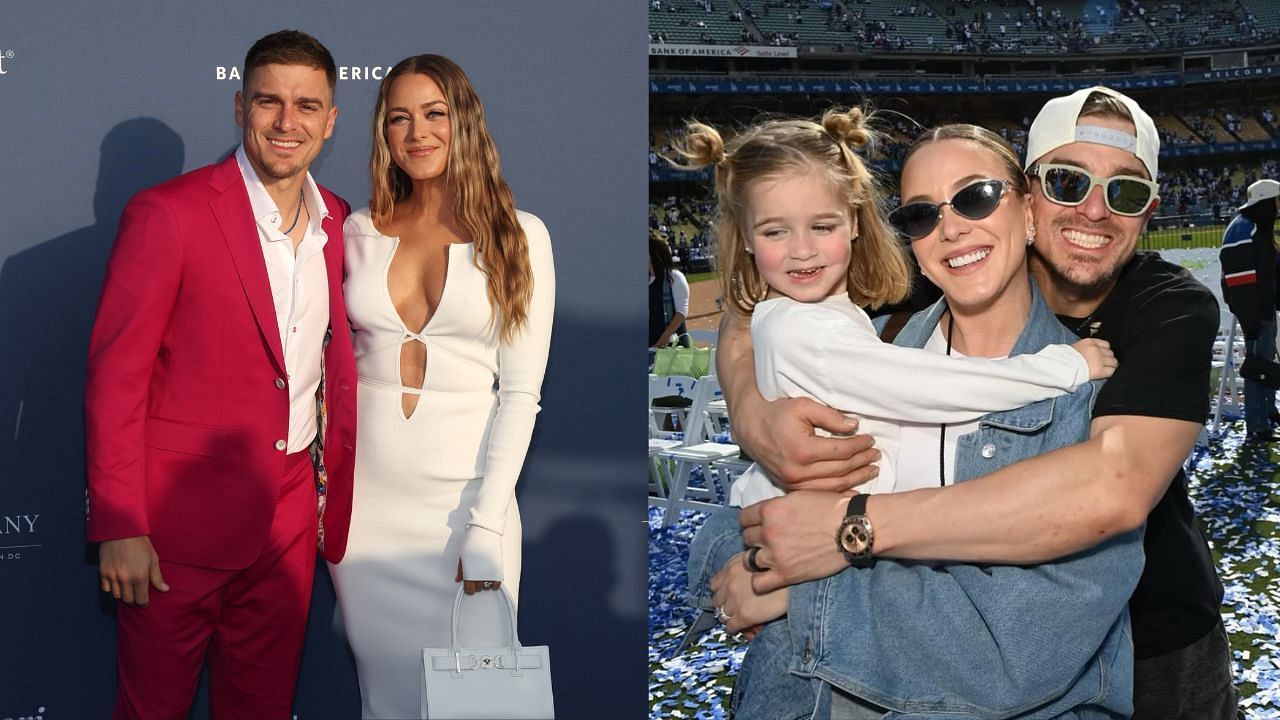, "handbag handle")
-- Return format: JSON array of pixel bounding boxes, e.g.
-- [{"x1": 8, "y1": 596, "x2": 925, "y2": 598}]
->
[{"x1": 448, "y1": 585, "x2": 522, "y2": 658}]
